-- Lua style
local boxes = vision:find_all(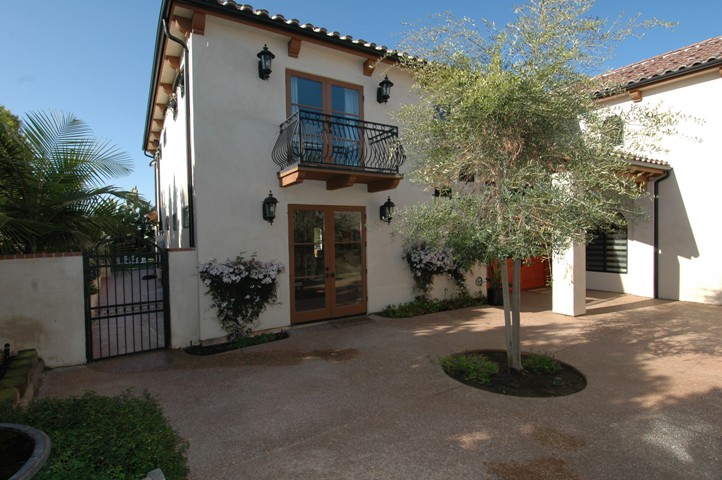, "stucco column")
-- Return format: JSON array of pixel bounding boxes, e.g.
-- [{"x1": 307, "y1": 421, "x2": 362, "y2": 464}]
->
[{"x1": 552, "y1": 243, "x2": 586, "y2": 316}]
